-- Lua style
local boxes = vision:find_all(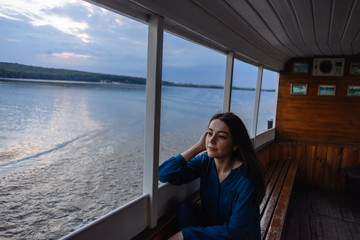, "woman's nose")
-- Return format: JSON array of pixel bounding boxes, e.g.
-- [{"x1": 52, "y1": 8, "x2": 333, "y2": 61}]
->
[{"x1": 209, "y1": 135, "x2": 216, "y2": 144}]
